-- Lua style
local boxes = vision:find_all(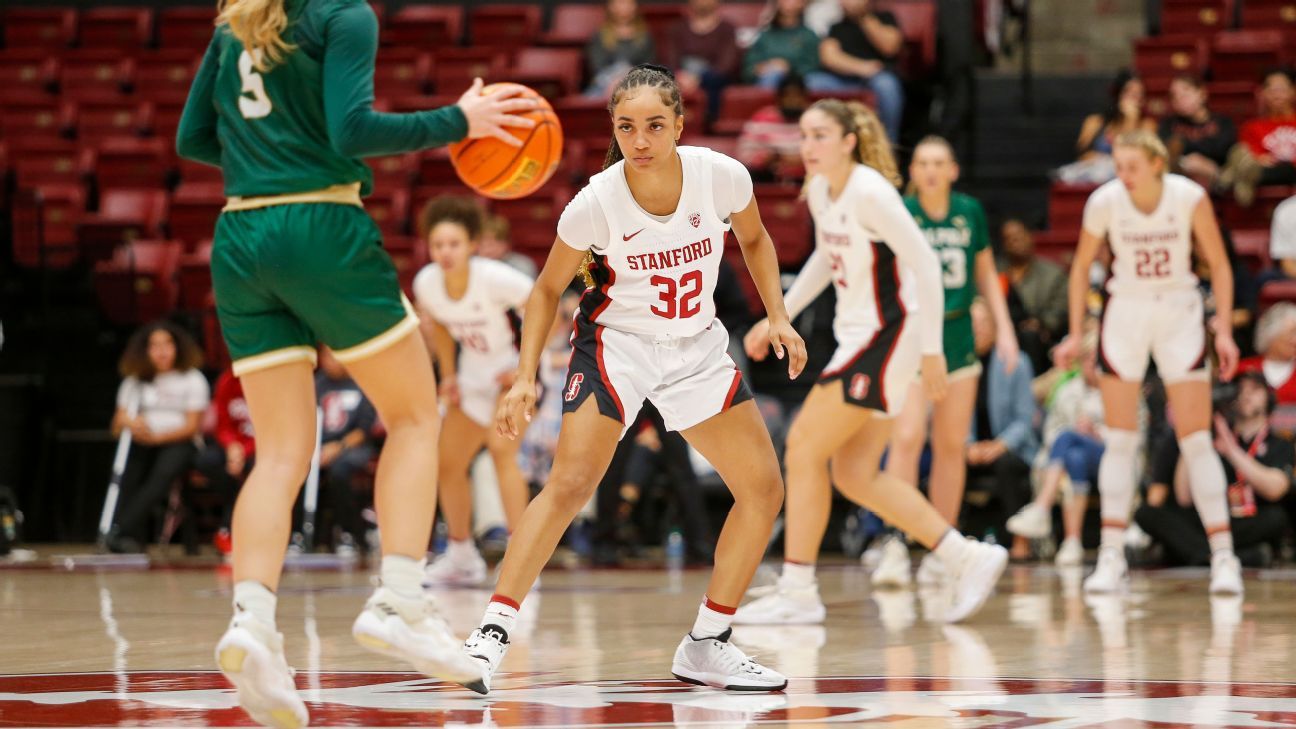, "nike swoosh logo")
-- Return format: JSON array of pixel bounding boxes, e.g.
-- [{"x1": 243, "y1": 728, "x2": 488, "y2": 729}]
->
[{"x1": 623, "y1": 229, "x2": 644, "y2": 241}]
